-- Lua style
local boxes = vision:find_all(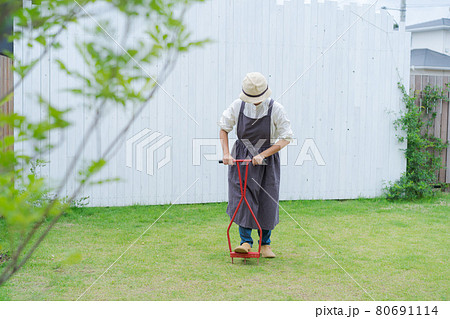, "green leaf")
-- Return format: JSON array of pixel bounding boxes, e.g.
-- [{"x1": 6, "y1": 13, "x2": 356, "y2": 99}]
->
[{"x1": 35, "y1": 35, "x2": 46, "y2": 46}]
